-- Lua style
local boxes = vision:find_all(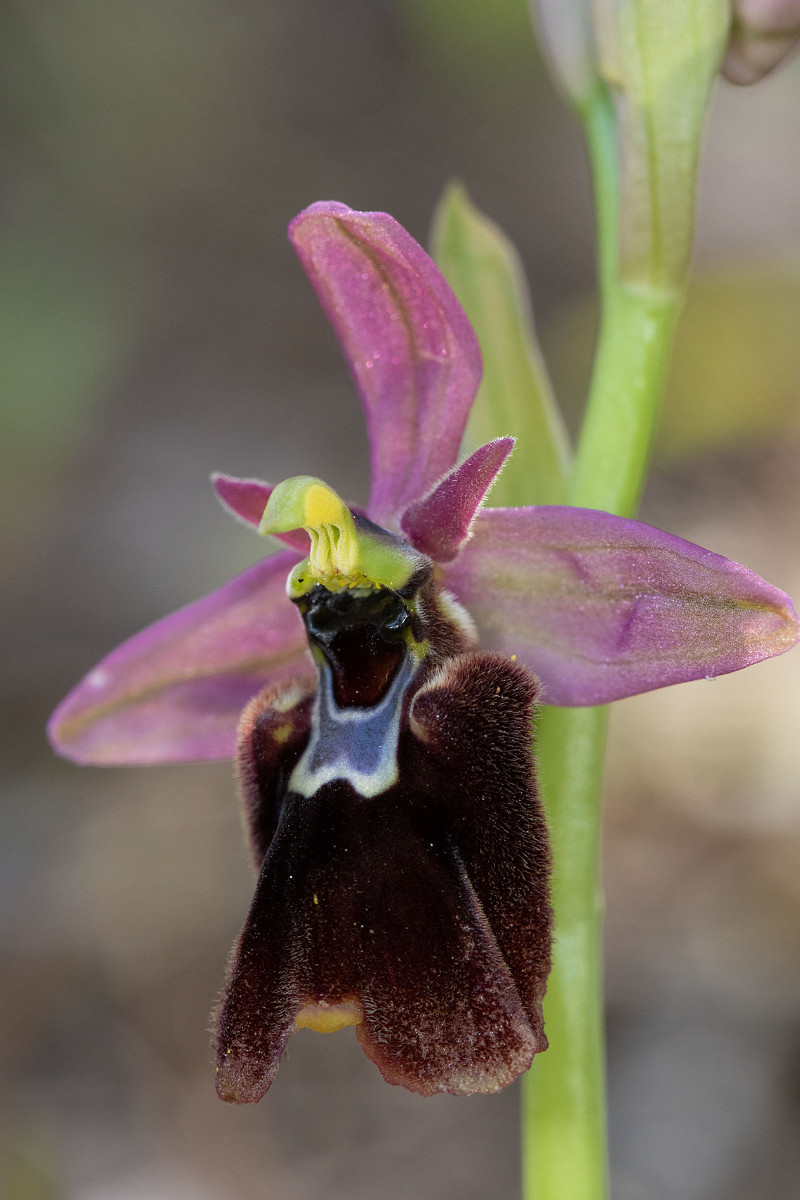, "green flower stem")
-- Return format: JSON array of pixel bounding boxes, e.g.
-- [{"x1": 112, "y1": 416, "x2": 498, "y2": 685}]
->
[
  {"x1": 575, "y1": 79, "x2": 684, "y2": 519},
  {"x1": 521, "y1": 85, "x2": 686, "y2": 1200},
  {"x1": 522, "y1": 704, "x2": 609, "y2": 1200},
  {"x1": 570, "y1": 281, "x2": 683, "y2": 517},
  {"x1": 580, "y1": 84, "x2": 618, "y2": 302}
]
